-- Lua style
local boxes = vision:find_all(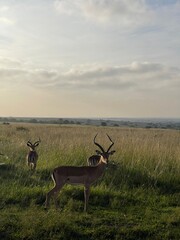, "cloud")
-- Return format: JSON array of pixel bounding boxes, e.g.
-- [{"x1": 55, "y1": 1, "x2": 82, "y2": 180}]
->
[
  {"x1": 54, "y1": 0, "x2": 78, "y2": 15},
  {"x1": 54, "y1": 0, "x2": 151, "y2": 26},
  {"x1": 0, "y1": 5, "x2": 14, "y2": 25},
  {"x1": 58, "y1": 62, "x2": 179, "y2": 91},
  {"x1": 0, "y1": 17, "x2": 14, "y2": 25},
  {"x1": 0, "y1": 57, "x2": 23, "y2": 68},
  {"x1": 0, "y1": 6, "x2": 9, "y2": 12},
  {"x1": 0, "y1": 58, "x2": 179, "y2": 92},
  {"x1": 80, "y1": 0, "x2": 149, "y2": 25},
  {"x1": 53, "y1": 0, "x2": 180, "y2": 34}
]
